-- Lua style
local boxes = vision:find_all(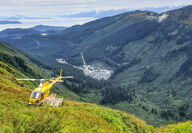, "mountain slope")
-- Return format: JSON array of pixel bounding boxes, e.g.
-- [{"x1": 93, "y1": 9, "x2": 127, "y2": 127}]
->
[
  {"x1": 1, "y1": 54, "x2": 192, "y2": 133},
  {"x1": 0, "y1": 41, "x2": 79, "y2": 100},
  {"x1": 156, "y1": 121, "x2": 192, "y2": 133},
  {"x1": 1, "y1": 6, "x2": 192, "y2": 126},
  {"x1": 0, "y1": 60, "x2": 154, "y2": 133}
]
